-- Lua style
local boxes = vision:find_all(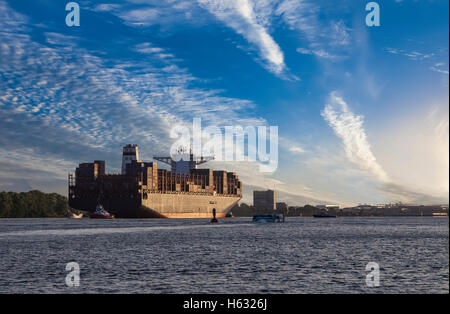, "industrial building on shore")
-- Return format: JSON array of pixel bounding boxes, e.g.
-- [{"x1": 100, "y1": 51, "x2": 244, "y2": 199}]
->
[{"x1": 253, "y1": 189, "x2": 276, "y2": 211}]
